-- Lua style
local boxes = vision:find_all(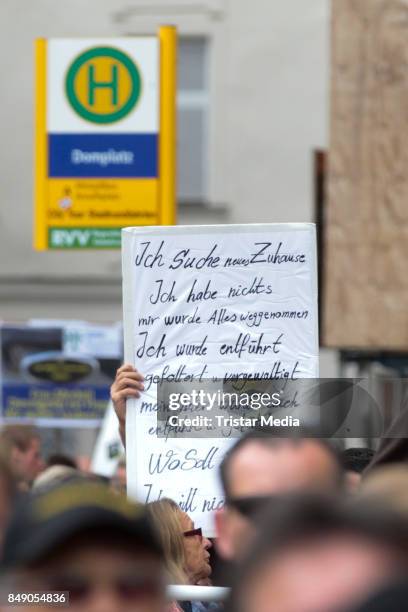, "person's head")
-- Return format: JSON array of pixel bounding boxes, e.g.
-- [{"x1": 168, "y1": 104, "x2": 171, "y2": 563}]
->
[
  {"x1": 0, "y1": 481, "x2": 166, "y2": 612},
  {"x1": 216, "y1": 433, "x2": 343, "y2": 559},
  {"x1": 228, "y1": 494, "x2": 408, "y2": 612},
  {"x1": 147, "y1": 498, "x2": 211, "y2": 585},
  {"x1": 0, "y1": 425, "x2": 44, "y2": 486},
  {"x1": 146, "y1": 498, "x2": 188, "y2": 584},
  {"x1": 177, "y1": 507, "x2": 212, "y2": 585}
]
